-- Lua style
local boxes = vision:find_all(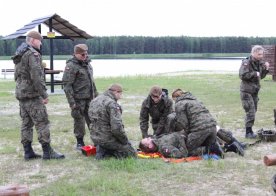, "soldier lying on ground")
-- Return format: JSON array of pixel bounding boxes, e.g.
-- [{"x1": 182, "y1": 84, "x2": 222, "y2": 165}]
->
[
  {"x1": 140, "y1": 85, "x2": 174, "y2": 138},
  {"x1": 139, "y1": 126, "x2": 245, "y2": 158},
  {"x1": 88, "y1": 84, "x2": 136, "y2": 160}
]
